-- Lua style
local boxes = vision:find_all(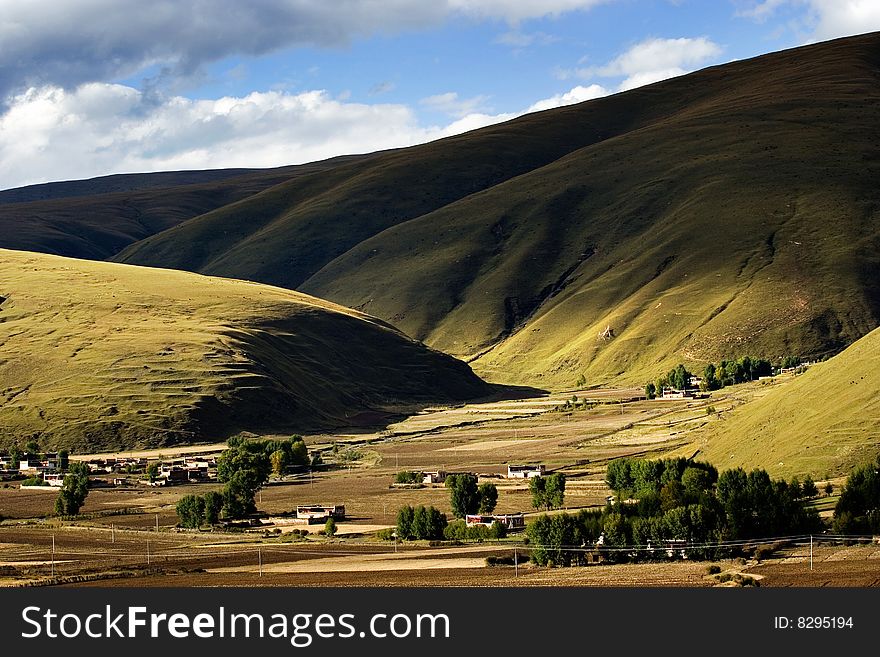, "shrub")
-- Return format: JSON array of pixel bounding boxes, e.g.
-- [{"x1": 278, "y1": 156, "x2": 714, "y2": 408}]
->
[
  {"x1": 754, "y1": 544, "x2": 775, "y2": 561},
  {"x1": 706, "y1": 564, "x2": 721, "y2": 575},
  {"x1": 324, "y1": 517, "x2": 337, "y2": 537}
]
